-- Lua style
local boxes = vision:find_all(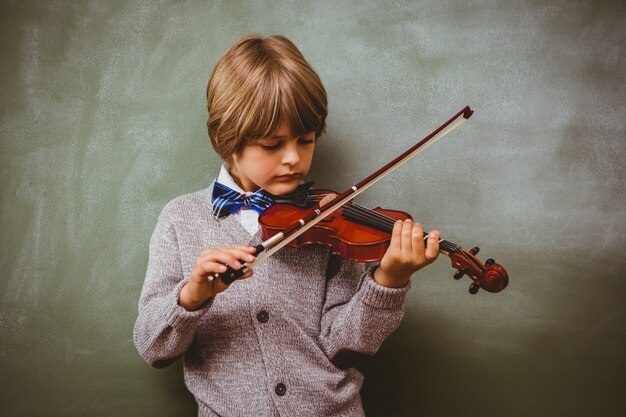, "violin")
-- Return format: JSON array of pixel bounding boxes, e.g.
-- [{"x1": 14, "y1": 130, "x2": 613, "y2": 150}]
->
[
  {"x1": 212, "y1": 106, "x2": 509, "y2": 295},
  {"x1": 258, "y1": 189, "x2": 508, "y2": 294}
]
